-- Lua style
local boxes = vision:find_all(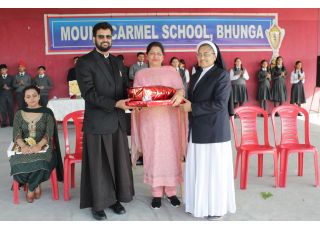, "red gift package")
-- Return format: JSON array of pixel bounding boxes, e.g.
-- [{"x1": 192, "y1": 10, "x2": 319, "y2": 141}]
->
[
  {"x1": 126, "y1": 100, "x2": 174, "y2": 107},
  {"x1": 126, "y1": 86, "x2": 176, "y2": 107}
]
